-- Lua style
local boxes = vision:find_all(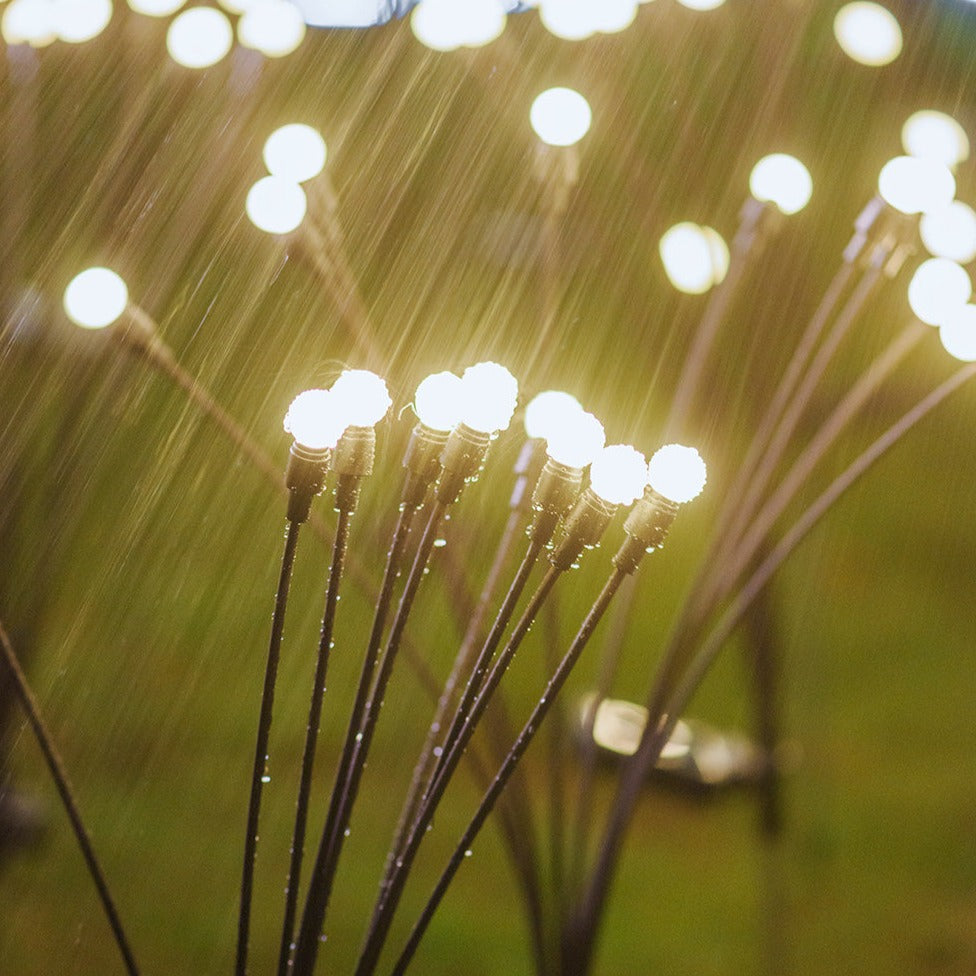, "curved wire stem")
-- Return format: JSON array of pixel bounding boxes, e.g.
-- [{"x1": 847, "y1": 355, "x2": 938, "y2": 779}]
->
[
  {"x1": 277, "y1": 505, "x2": 352, "y2": 976},
  {"x1": 236, "y1": 517, "x2": 303, "y2": 976},
  {"x1": 0, "y1": 619, "x2": 141, "y2": 976}
]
